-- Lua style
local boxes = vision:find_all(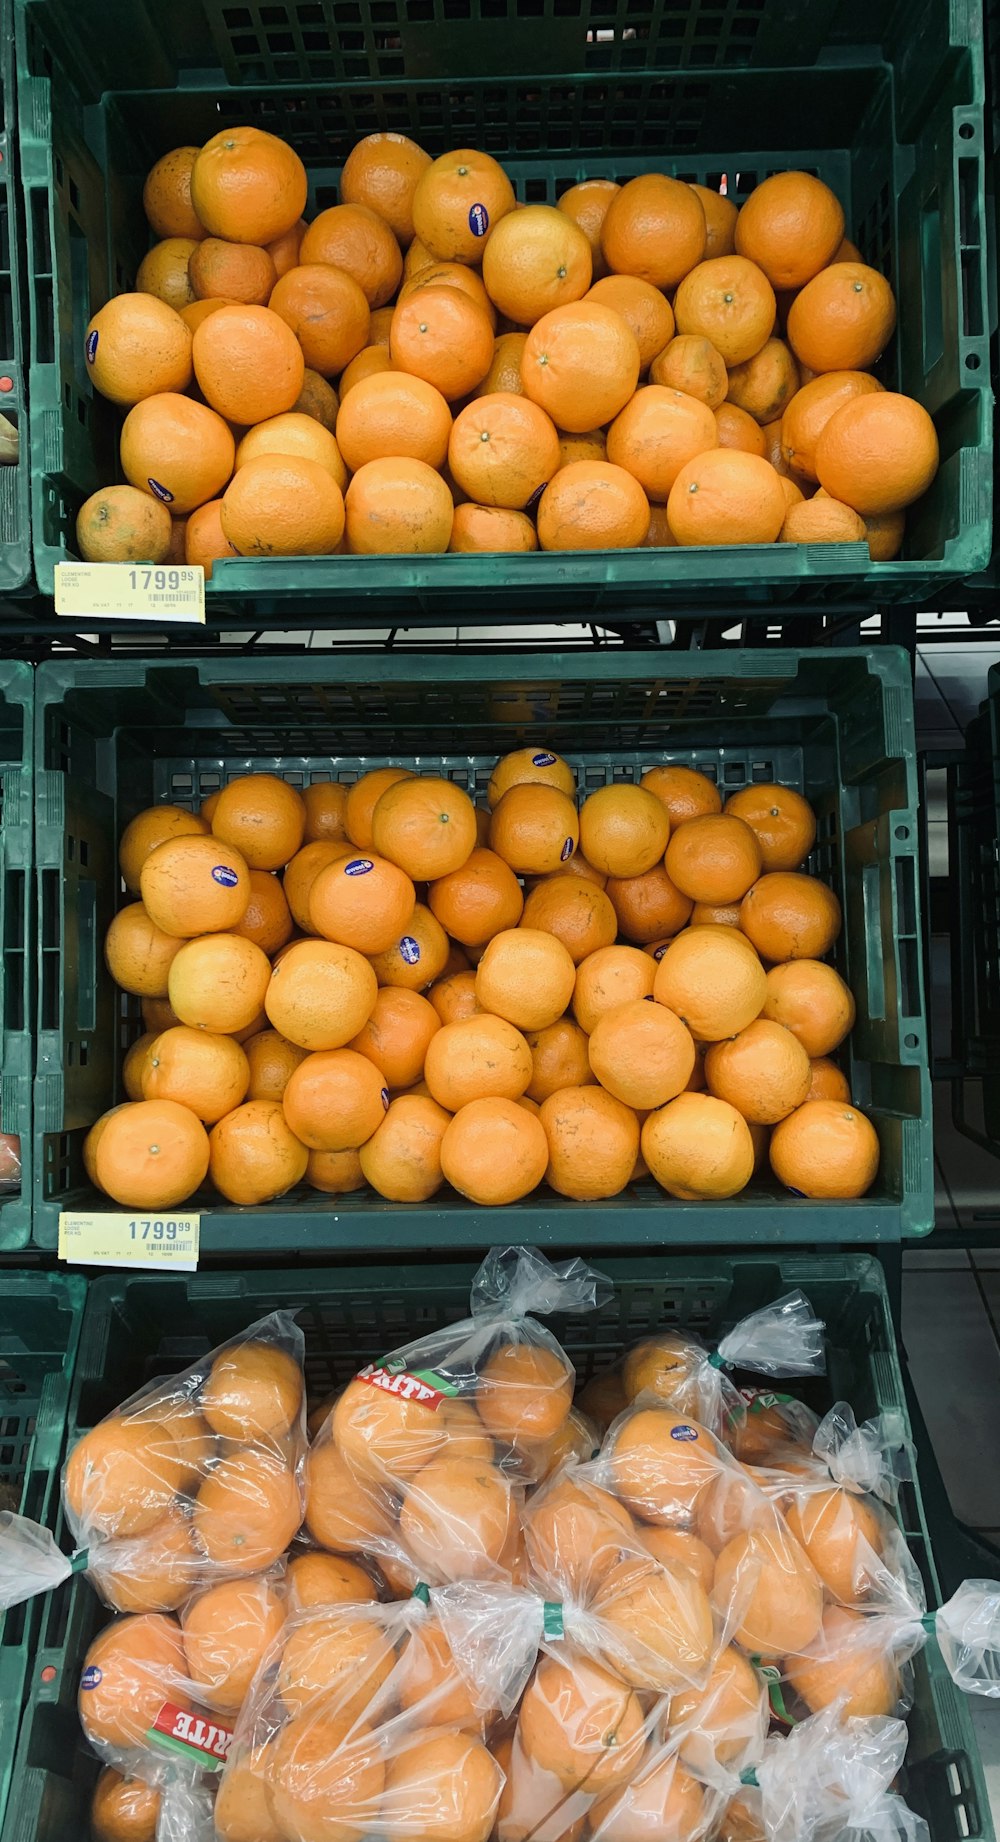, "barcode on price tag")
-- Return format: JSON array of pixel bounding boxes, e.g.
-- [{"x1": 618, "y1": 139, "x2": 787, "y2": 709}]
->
[
  {"x1": 58, "y1": 1212, "x2": 200, "y2": 1269},
  {"x1": 55, "y1": 562, "x2": 206, "y2": 624}
]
